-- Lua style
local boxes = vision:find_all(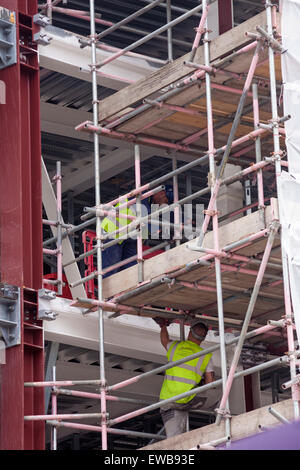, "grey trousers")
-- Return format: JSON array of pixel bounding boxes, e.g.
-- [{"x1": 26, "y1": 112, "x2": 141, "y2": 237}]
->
[{"x1": 160, "y1": 395, "x2": 207, "y2": 439}]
